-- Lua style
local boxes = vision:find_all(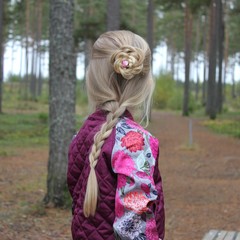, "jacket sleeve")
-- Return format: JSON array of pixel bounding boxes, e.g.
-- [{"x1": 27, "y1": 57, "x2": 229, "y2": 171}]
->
[
  {"x1": 153, "y1": 149, "x2": 165, "y2": 240},
  {"x1": 111, "y1": 118, "x2": 164, "y2": 240}
]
